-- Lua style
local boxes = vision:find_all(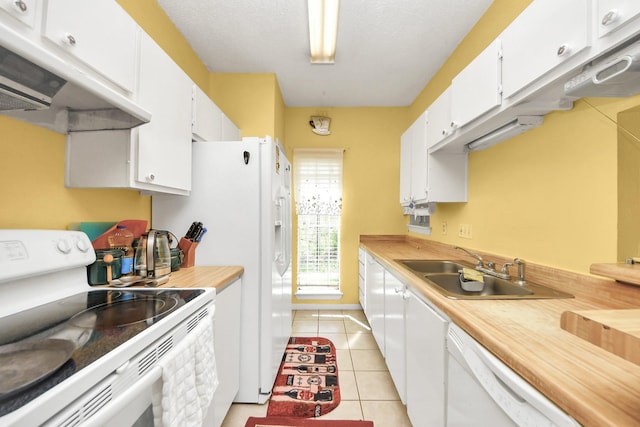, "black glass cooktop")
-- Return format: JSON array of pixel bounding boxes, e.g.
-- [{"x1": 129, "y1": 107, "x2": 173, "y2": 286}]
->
[{"x1": 0, "y1": 288, "x2": 204, "y2": 416}]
